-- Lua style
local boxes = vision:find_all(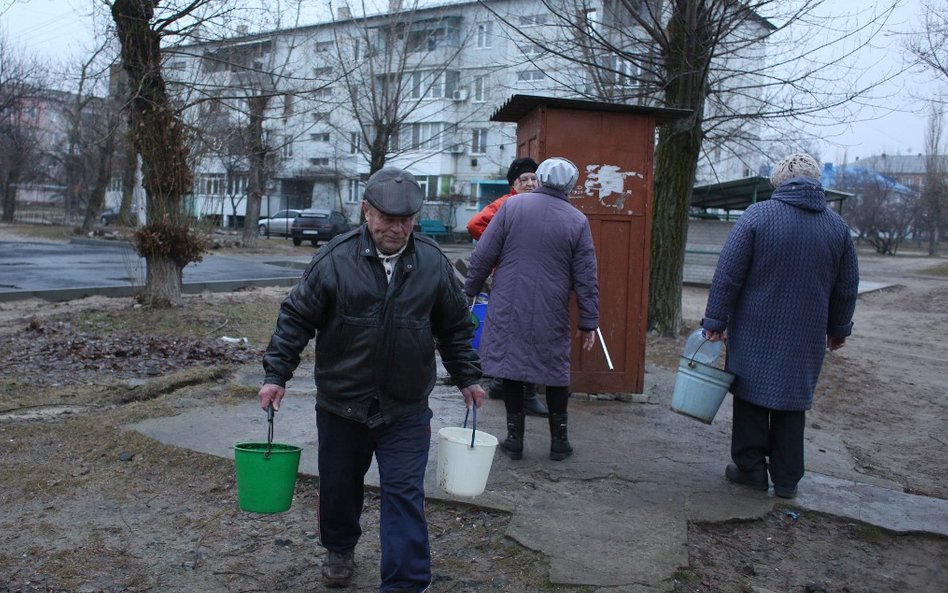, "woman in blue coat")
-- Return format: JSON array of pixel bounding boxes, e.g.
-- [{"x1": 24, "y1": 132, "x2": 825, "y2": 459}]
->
[
  {"x1": 464, "y1": 157, "x2": 600, "y2": 461},
  {"x1": 702, "y1": 153, "x2": 859, "y2": 498}
]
